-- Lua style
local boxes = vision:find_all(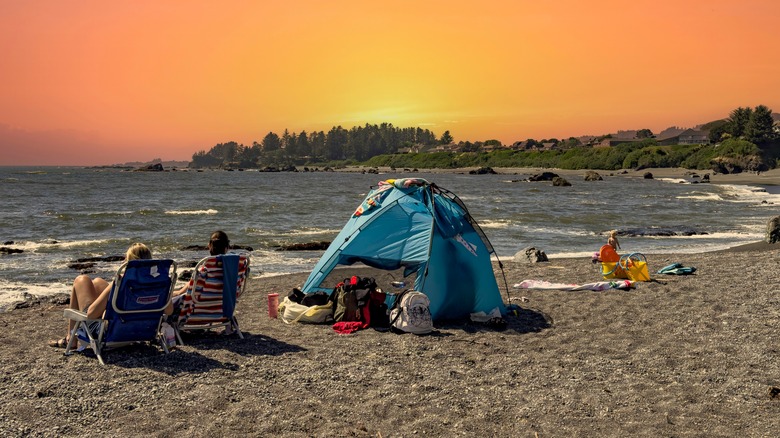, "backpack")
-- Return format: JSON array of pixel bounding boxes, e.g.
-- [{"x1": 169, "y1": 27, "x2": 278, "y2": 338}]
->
[
  {"x1": 330, "y1": 276, "x2": 376, "y2": 322},
  {"x1": 389, "y1": 290, "x2": 433, "y2": 335}
]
